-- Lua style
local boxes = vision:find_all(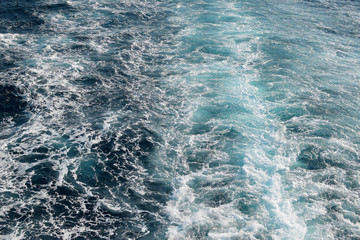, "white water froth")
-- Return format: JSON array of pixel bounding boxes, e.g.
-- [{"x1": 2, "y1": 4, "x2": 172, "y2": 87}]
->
[{"x1": 161, "y1": 1, "x2": 307, "y2": 239}]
